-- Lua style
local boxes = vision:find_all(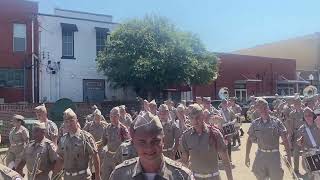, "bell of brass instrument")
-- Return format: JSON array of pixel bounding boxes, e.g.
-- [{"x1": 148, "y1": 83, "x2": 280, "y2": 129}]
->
[
  {"x1": 303, "y1": 85, "x2": 318, "y2": 98},
  {"x1": 218, "y1": 87, "x2": 229, "y2": 100}
]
